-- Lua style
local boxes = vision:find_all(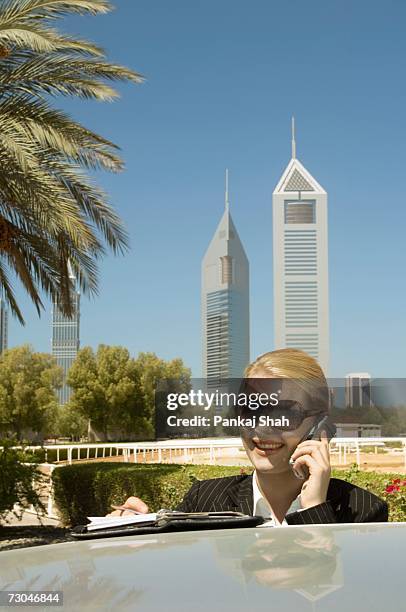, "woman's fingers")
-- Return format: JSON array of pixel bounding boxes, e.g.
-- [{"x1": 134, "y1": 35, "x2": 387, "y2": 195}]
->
[
  {"x1": 293, "y1": 431, "x2": 332, "y2": 509},
  {"x1": 293, "y1": 431, "x2": 331, "y2": 464},
  {"x1": 105, "y1": 496, "x2": 149, "y2": 517},
  {"x1": 109, "y1": 509, "x2": 139, "y2": 517},
  {"x1": 295, "y1": 436, "x2": 329, "y2": 451},
  {"x1": 297, "y1": 449, "x2": 326, "y2": 469},
  {"x1": 292, "y1": 446, "x2": 329, "y2": 470},
  {"x1": 293, "y1": 453, "x2": 320, "y2": 474},
  {"x1": 106, "y1": 509, "x2": 137, "y2": 517},
  {"x1": 292, "y1": 443, "x2": 328, "y2": 462},
  {"x1": 122, "y1": 496, "x2": 149, "y2": 513}
]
